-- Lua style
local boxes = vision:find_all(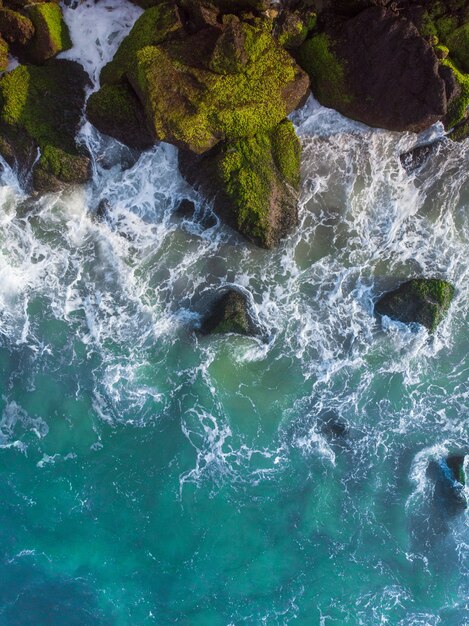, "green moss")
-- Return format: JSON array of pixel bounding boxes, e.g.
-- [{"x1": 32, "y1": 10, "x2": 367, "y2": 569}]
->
[
  {"x1": 126, "y1": 25, "x2": 302, "y2": 153},
  {"x1": 447, "y1": 22, "x2": 469, "y2": 72},
  {"x1": 0, "y1": 8, "x2": 35, "y2": 46},
  {"x1": 441, "y1": 56, "x2": 469, "y2": 128},
  {"x1": 296, "y1": 33, "x2": 352, "y2": 109},
  {"x1": 436, "y1": 15, "x2": 459, "y2": 40},
  {"x1": 0, "y1": 62, "x2": 89, "y2": 188},
  {"x1": 0, "y1": 37, "x2": 8, "y2": 72},
  {"x1": 270, "y1": 118, "x2": 301, "y2": 188},
  {"x1": 100, "y1": 3, "x2": 182, "y2": 84},
  {"x1": 376, "y1": 278, "x2": 455, "y2": 332},
  {"x1": 38, "y1": 145, "x2": 89, "y2": 182},
  {"x1": 26, "y1": 2, "x2": 71, "y2": 62}
]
